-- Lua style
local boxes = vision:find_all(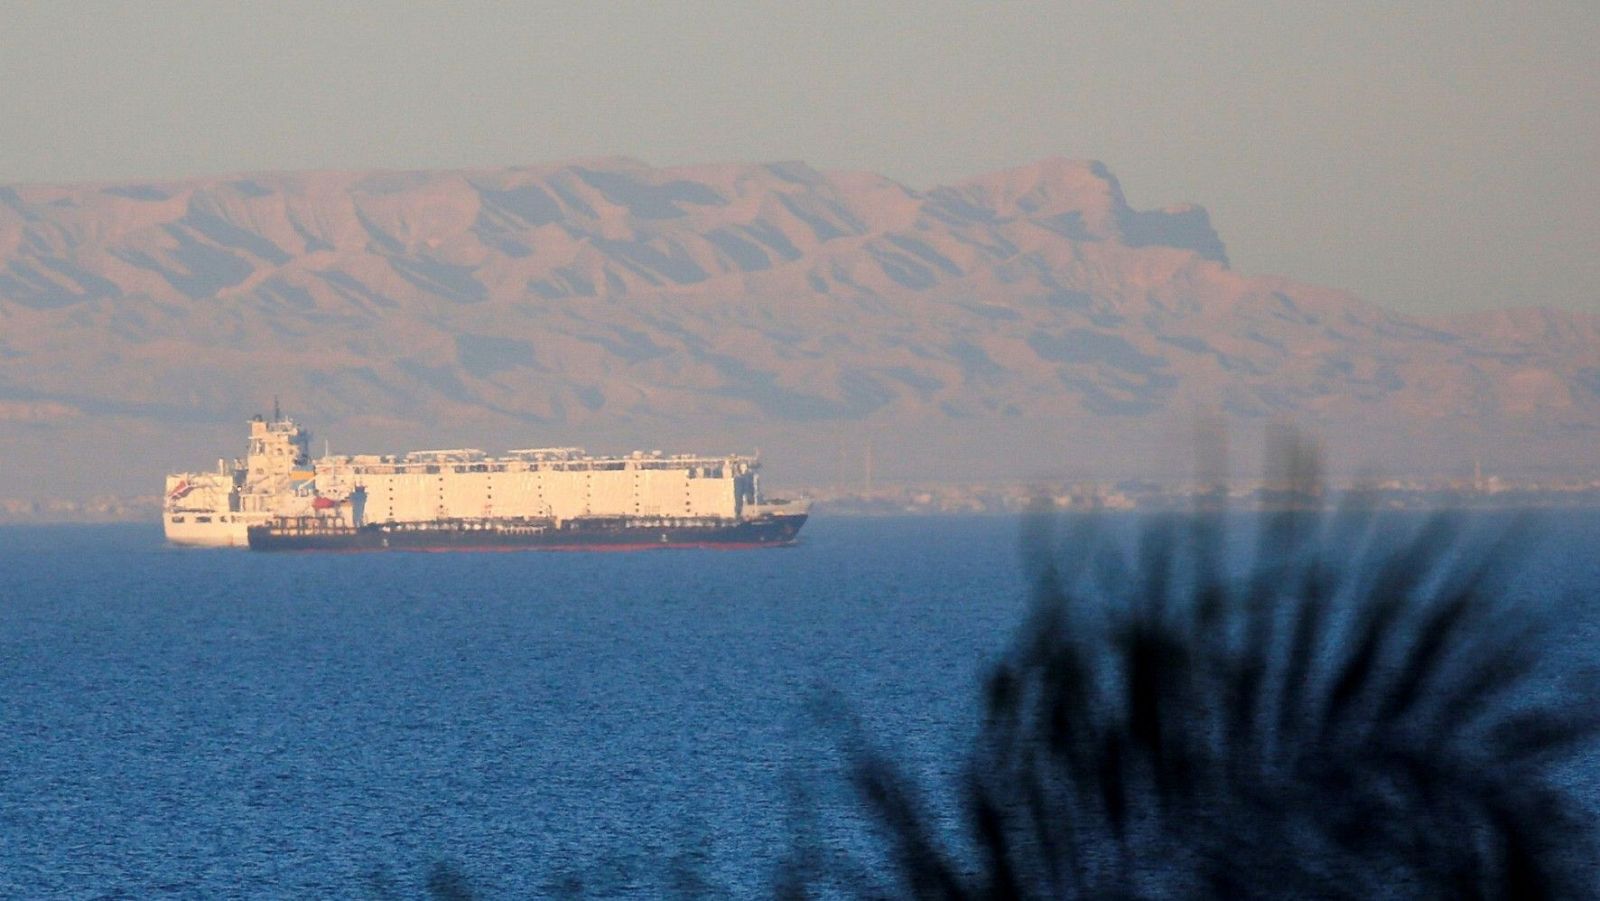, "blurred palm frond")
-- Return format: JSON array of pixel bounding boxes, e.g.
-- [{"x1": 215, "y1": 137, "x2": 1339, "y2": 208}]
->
[{"x1": 819, "y1": 437, "x2": 1598, "y2": 899}]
